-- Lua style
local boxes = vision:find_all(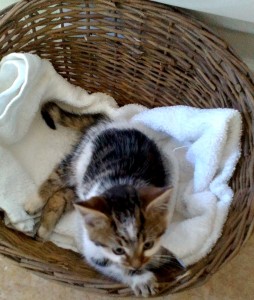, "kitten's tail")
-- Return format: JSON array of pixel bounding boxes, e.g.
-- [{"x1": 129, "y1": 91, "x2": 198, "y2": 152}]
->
[{"x1": 41, "y1": 101, "x2": 106, "y2": 131}]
